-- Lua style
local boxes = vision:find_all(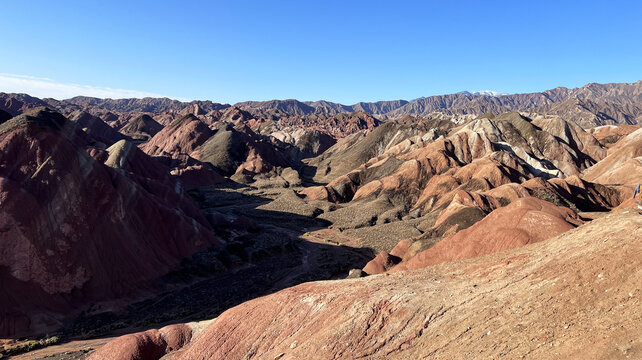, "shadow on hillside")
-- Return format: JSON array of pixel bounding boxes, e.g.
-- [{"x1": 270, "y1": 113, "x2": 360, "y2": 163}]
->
[{"x1": 64, "y1": 182, "x2": 373, "y2": 338}]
